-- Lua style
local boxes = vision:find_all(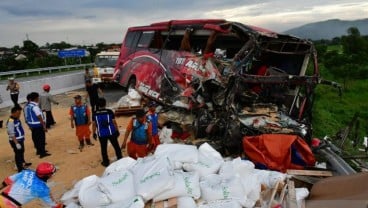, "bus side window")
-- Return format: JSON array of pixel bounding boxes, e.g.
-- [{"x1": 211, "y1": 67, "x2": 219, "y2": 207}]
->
[
  {"x1": 149, "y1": 31, "x2": 164, "y2": 49},
  {"x1": 137, "y1": 31, "x2": 155, "y2": 48},
  {"x1": 124, "y1": 31, "x2": 140, "y2": 48}
]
